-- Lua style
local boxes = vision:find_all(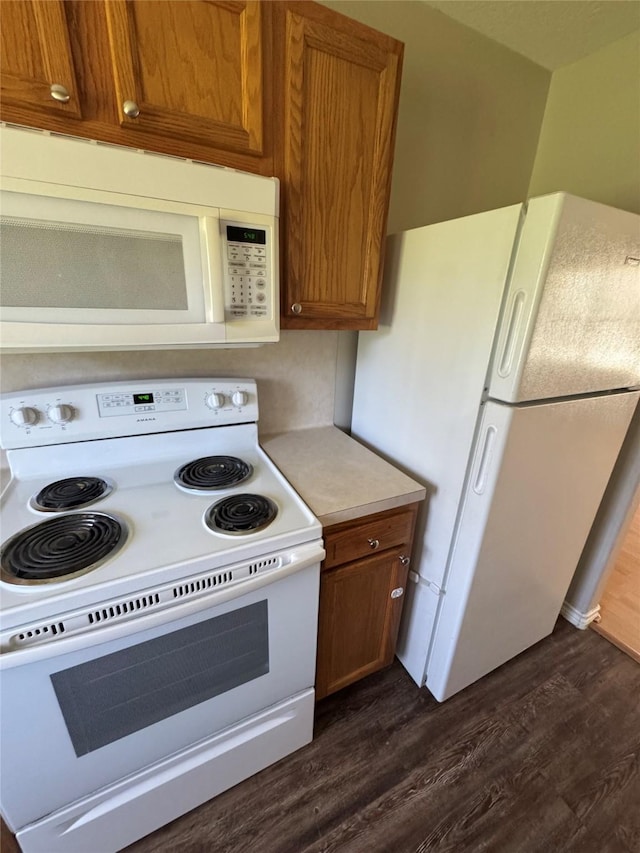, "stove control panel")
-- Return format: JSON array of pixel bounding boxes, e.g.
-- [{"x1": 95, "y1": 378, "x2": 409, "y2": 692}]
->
[
  {"x1": 0, "y1": 378, "x2": 259, "y2": 449},
  {"x1": 97, "y1": 389, "x2": 187, "y2": 418}
]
